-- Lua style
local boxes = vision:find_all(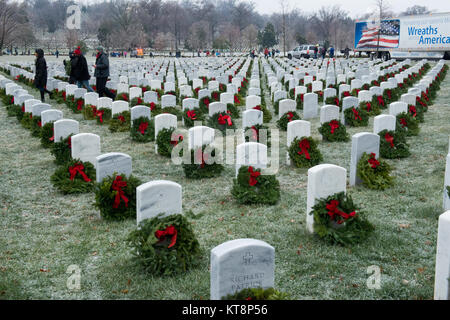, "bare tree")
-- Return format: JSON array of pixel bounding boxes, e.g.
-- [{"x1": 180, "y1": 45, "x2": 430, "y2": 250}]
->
[
  {"x1": 0, "y1": 0, "x2": 22, "y2": 54},
  {"x1": 242, "y1": 24, "x2": 258, "y2": 50},
  {"x1": 279, "y1": 0, "x2": 290, "y2": 56},
  {"x1": 401, "y1": 5, "x2": 431, "y2": 16}
]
